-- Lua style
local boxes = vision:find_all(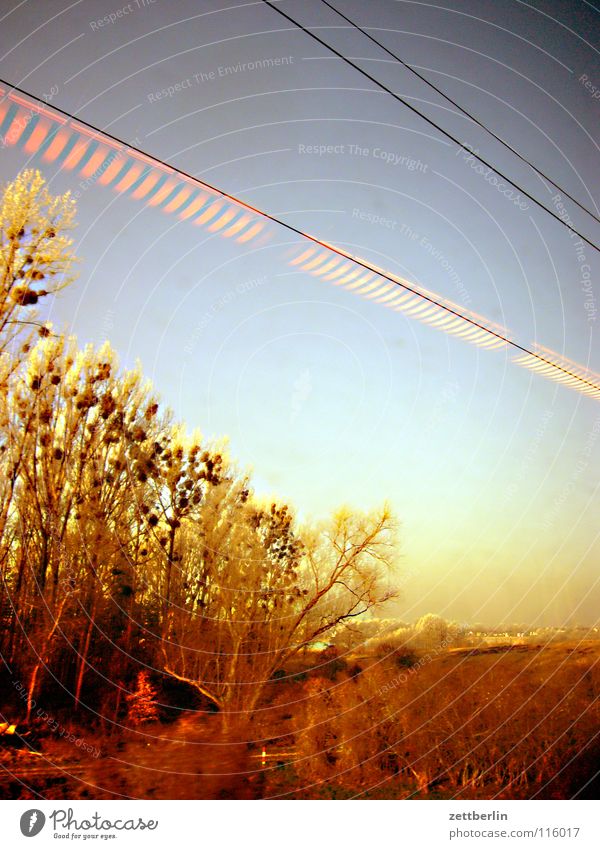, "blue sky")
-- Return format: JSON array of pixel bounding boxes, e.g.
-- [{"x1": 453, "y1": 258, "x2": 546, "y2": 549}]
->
[{"x1": 1, "y1": 0, "x2": 599, "y2": 626}]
